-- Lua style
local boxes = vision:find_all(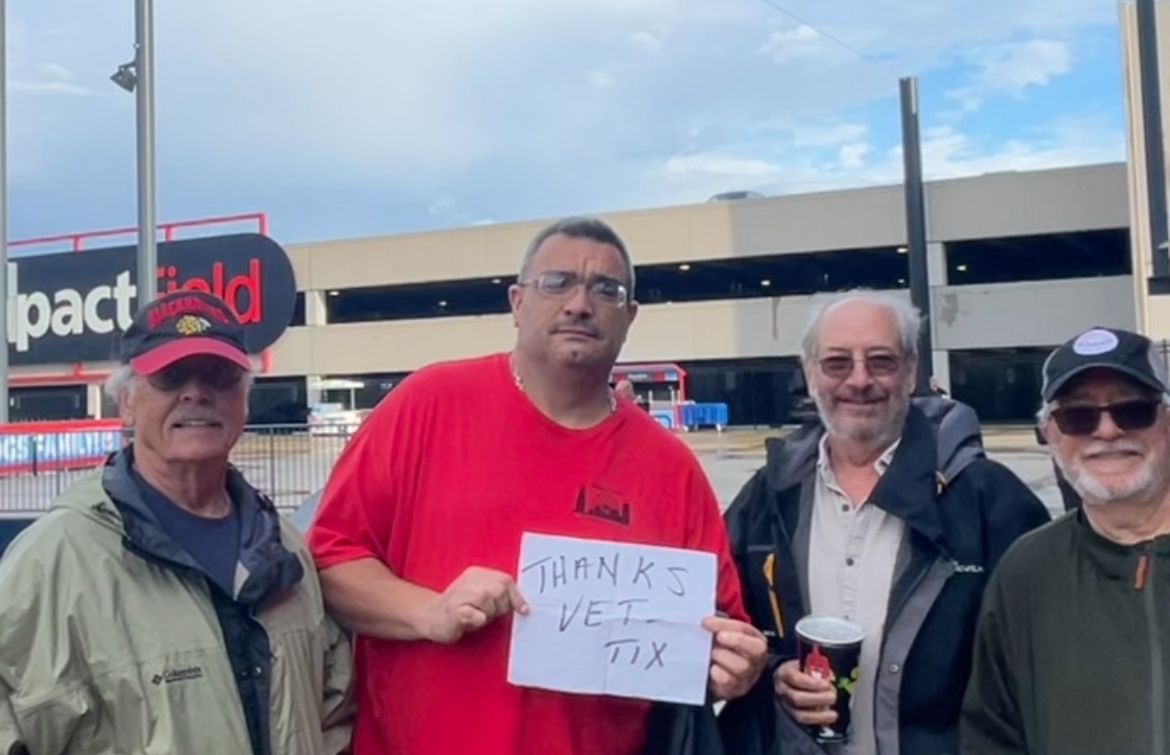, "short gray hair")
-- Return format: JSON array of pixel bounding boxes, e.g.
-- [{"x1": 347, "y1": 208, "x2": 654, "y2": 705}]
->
[
  {"x1": 519, "y1": 217, "x2": 636, "y2": 298},
  {"x1": 103, "y1": 363, "x2": 255, "y2": 404},
  {"x1": 801, "y1": 290, "x2": 922, "y2": 363},
  {"x1": 104, "y1": 364, "x2": 137, "y2": 403}
]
